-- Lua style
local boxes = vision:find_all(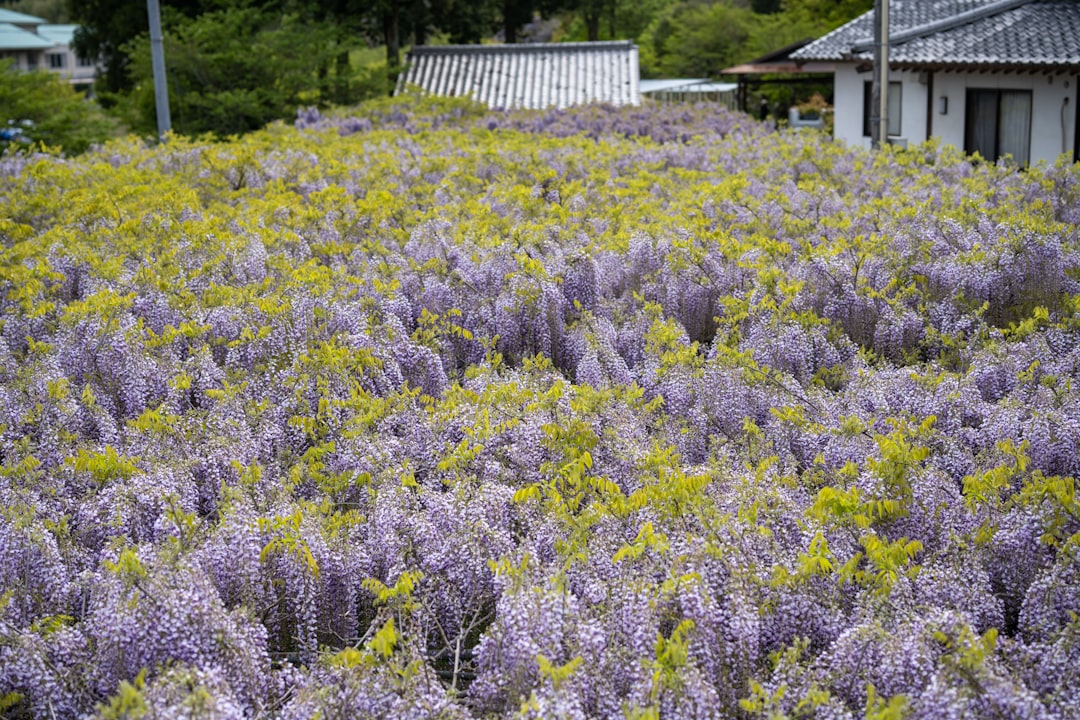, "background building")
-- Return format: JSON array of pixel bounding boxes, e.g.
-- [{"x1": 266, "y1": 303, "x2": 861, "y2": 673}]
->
[
  {"x1": 792, "y1": 0, "x2": 1080, "y2": 164},
  {"x1": 0, "y1": 8, "x2": 96, "y2": 91}
]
